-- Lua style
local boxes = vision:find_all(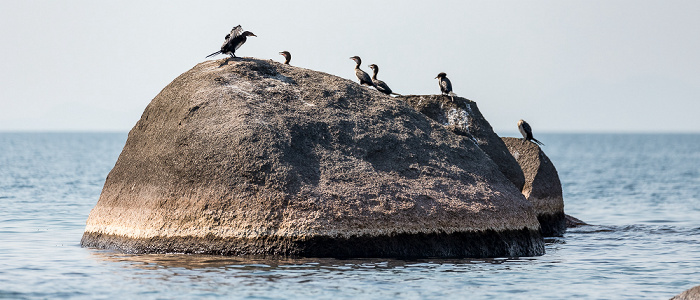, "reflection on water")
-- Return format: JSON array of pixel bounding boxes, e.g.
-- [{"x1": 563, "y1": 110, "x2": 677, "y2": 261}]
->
[
  {"x1": 84, "y1": 249, "x2": 550, "y2": 298},
  {"x1": 90, "y1": 251, "x2": 535, "y2": 271},
  {"x1": 77, "y1": 223, "x2": 699, "y2": 299}
]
